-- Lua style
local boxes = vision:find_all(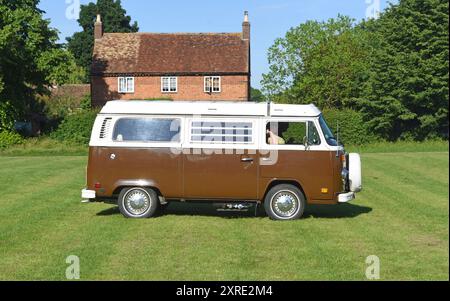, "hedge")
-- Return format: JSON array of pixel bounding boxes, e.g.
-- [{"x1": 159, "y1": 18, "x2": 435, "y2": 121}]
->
[
  {"x1": 50, "y1": 110, "x2": 99, "y2": 145},
  {"x1": 321, "y1": 108, "x2": 377, "y2": 146},
  {"x1": 0, "y1": 131, "x2": 24, "y2": 149}
]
